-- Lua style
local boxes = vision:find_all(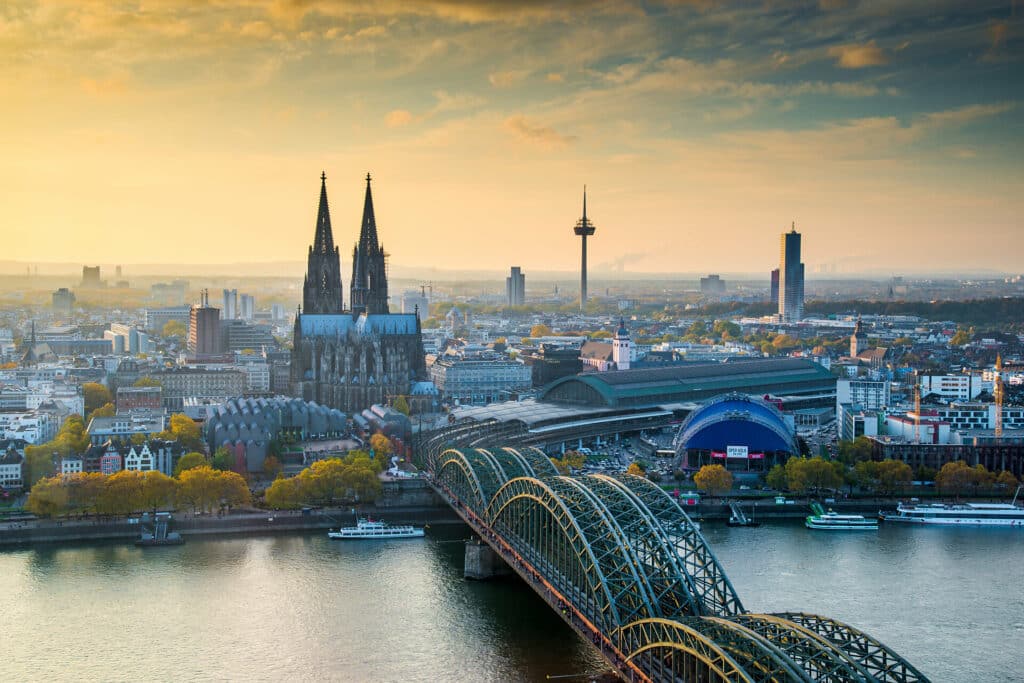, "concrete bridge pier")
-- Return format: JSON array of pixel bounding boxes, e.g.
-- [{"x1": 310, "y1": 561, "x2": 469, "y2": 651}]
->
[{"x1": 464, "y1": 538, "x2": 512, "y2": 580}]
